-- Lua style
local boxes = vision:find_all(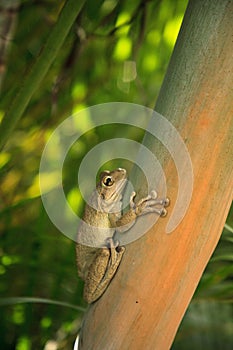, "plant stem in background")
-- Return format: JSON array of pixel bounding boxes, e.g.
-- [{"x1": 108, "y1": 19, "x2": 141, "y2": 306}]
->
[{"x1": 0, "y1": 0, "x2": 85, "y2": 151}]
